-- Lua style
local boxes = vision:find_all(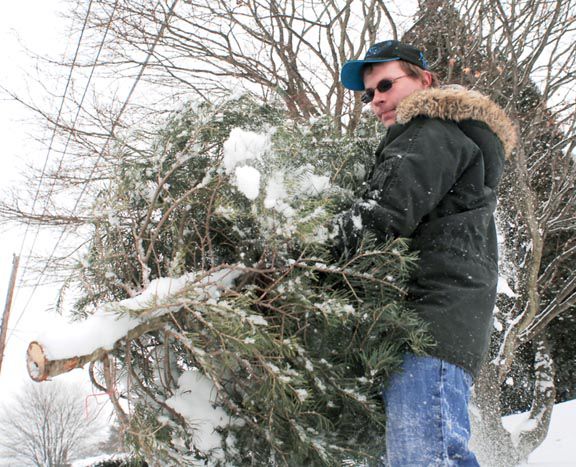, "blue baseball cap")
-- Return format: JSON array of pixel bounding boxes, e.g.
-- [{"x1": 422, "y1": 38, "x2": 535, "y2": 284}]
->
[{"x1": 340, "y1": 40, "x2": 429, "y2": 91}]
